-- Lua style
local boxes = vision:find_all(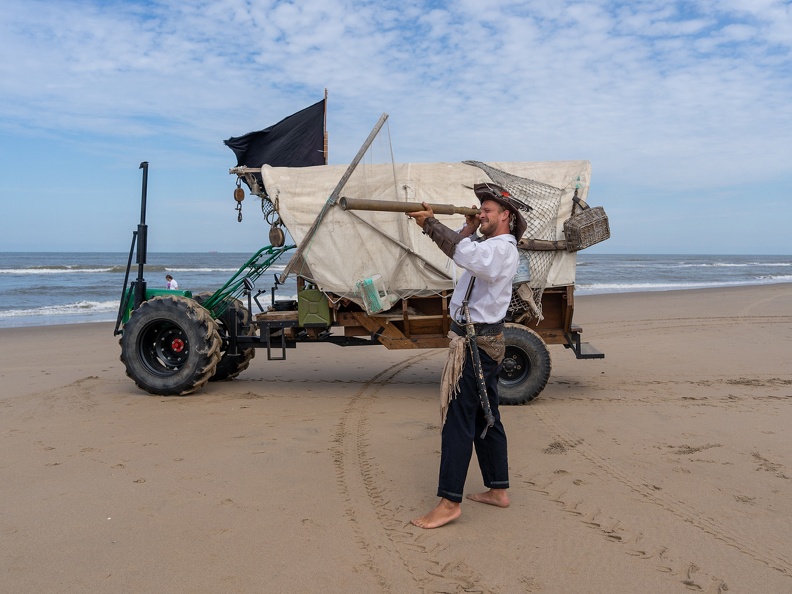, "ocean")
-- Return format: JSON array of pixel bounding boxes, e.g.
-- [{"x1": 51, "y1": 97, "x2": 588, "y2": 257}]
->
[{"x1": 0, "y1": 252, "x2": 790, "y2": 329}]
